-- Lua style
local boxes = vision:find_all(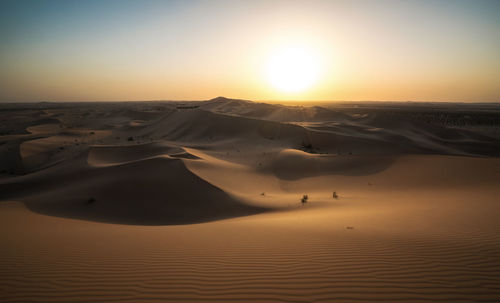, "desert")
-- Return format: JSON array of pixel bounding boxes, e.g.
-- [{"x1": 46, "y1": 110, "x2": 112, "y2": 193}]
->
[
  {"x1": 2, "y1": 0, "x2": 500, "y2": 301},
  {"x1": 1, "y1": 97, "x2": 499, "y2": 302}
]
